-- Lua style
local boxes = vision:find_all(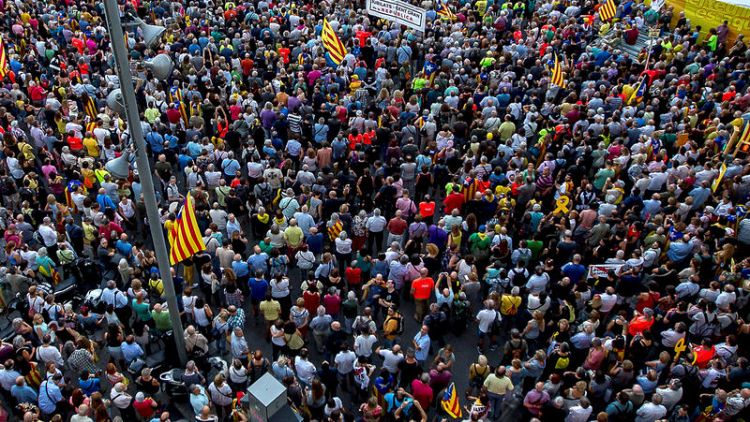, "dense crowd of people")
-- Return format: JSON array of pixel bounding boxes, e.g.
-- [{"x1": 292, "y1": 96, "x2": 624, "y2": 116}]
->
[{"x1": 0, "y1": 0, "x2": 750, "y2": 421}]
